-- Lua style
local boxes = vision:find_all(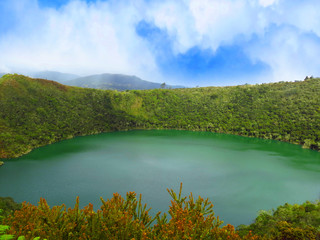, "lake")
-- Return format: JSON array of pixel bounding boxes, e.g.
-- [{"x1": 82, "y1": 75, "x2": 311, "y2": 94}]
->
[{"x1": 0, "y1": 130, "x2": 319, "y2": 226}]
